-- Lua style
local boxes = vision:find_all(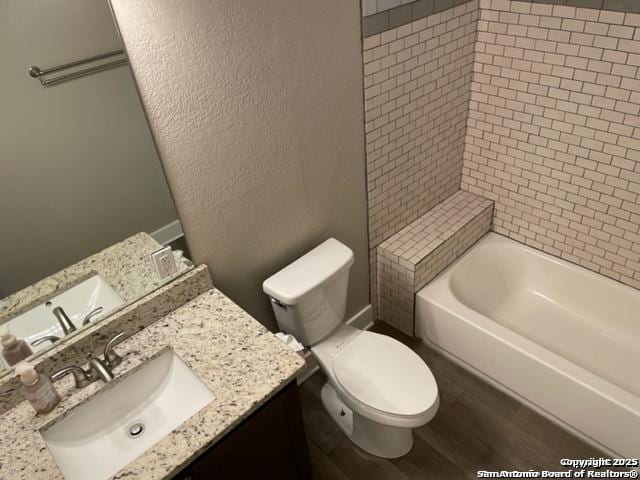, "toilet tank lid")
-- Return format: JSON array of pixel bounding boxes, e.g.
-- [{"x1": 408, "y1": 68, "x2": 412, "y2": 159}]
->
[{"x1": 263, "y1": 238, "x2": 354, "y2": 305}]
